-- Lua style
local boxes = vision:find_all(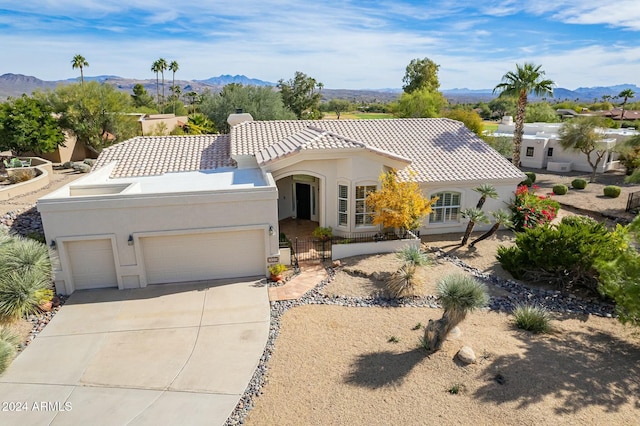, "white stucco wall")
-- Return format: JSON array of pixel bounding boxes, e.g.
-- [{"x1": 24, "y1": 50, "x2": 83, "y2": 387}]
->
[
  {"x1": 420, "y1": 180, "x2": 521, "y2": 235},
  {"x1": 38, "y1": 167, "x2": 279, "y2": 294}
]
